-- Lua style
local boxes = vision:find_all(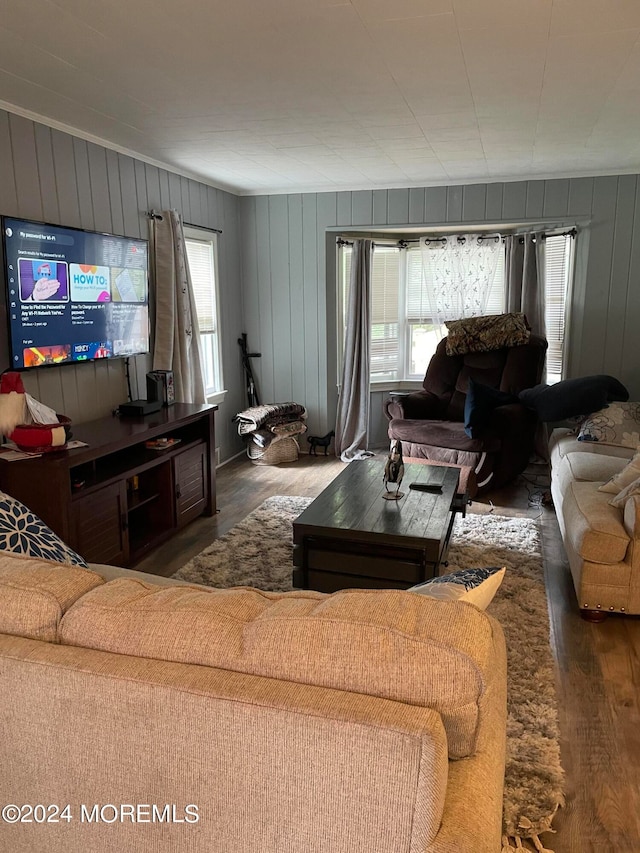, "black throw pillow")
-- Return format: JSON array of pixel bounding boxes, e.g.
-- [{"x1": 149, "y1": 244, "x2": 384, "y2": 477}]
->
[
  {"x1": 464, "y1": 378, "x2": 519, "y2": 438},
  {"x1": 518, "y1": 375, "x2": 629, "y2": 422}
]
